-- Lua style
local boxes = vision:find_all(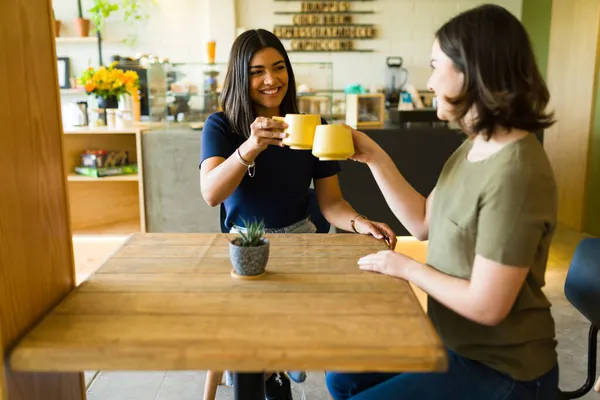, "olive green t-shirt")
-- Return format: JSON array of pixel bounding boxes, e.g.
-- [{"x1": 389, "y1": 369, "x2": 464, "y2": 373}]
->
[{"x1": 426, "y1": 133, "x2": 558, "y2": 381}]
